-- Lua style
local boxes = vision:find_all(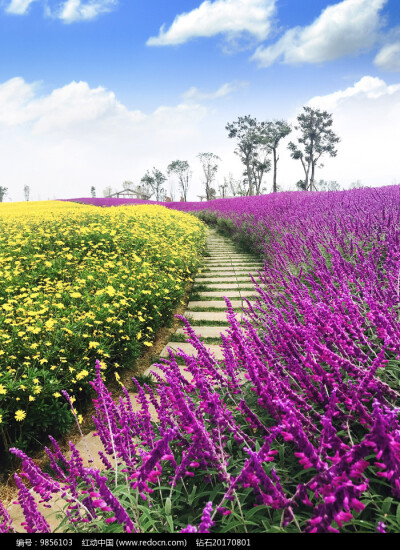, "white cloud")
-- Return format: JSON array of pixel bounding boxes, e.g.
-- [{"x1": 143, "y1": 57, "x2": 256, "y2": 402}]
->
[
  {"x1": 0, "y1": 78, "x2": 144, "y2": 134},
  {"x1": 5, "y1": 0, "x2": 38, "y2": 14},
  {"x1": 252, "y1": 0, "x2": 387, "y2": 67},
  {"x1": 147, "y1": 0, "x2": 276, "y2": 46},
  {"x1": 0, "y1": 77, "x2": 215, "y2": 202},
  {"x1": 5, "y1": 0, "x2": 118, "y2": 21},
  {"x1": 375, "y1": 41, "x2": 400, "y2": 71},
  {"x1": 297, "y1": 76, "x2": 400, "y2": 188},
  {"x1": 51, "y1": 0, "x2": 117, "y2": 23},
  {"x1": 182, "y1": 81, "x2": 248, "y2": 101},
  {"x1": 308, "y1": 75, "x2": 400, "y2": 111}
]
